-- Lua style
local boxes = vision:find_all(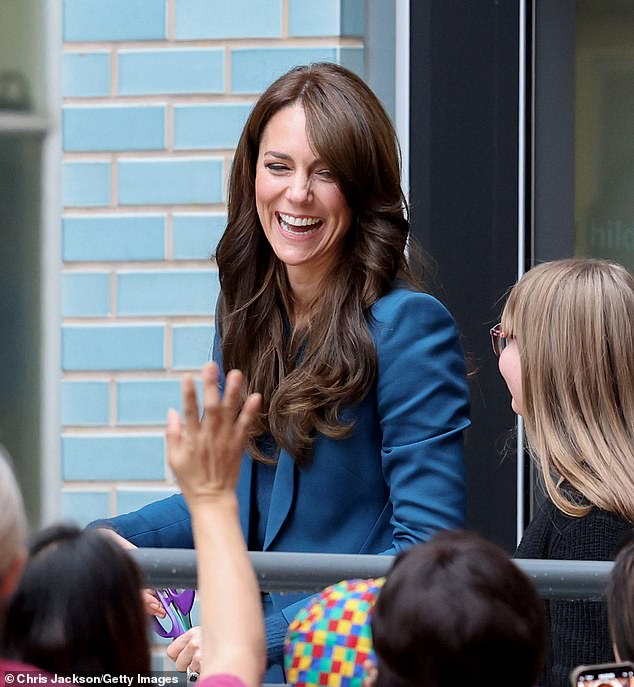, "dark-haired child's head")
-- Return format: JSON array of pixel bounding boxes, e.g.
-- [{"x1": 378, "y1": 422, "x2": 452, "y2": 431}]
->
[
  {"x1": 3, "y1": 524, "x2": 150, "y2": 675},
  {"x1": 371, "y1": 530, "x2": 546, "y2": 687}
]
